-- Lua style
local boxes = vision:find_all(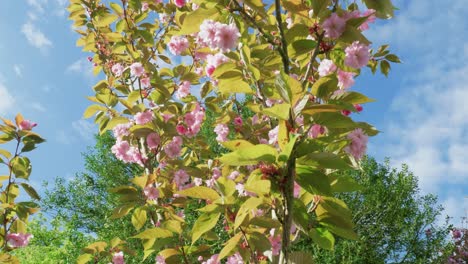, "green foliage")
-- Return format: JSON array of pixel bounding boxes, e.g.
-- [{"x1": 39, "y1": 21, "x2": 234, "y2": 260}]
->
[{"x1": 294, "y1": 157, "x2": 452, "y2": 263}]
